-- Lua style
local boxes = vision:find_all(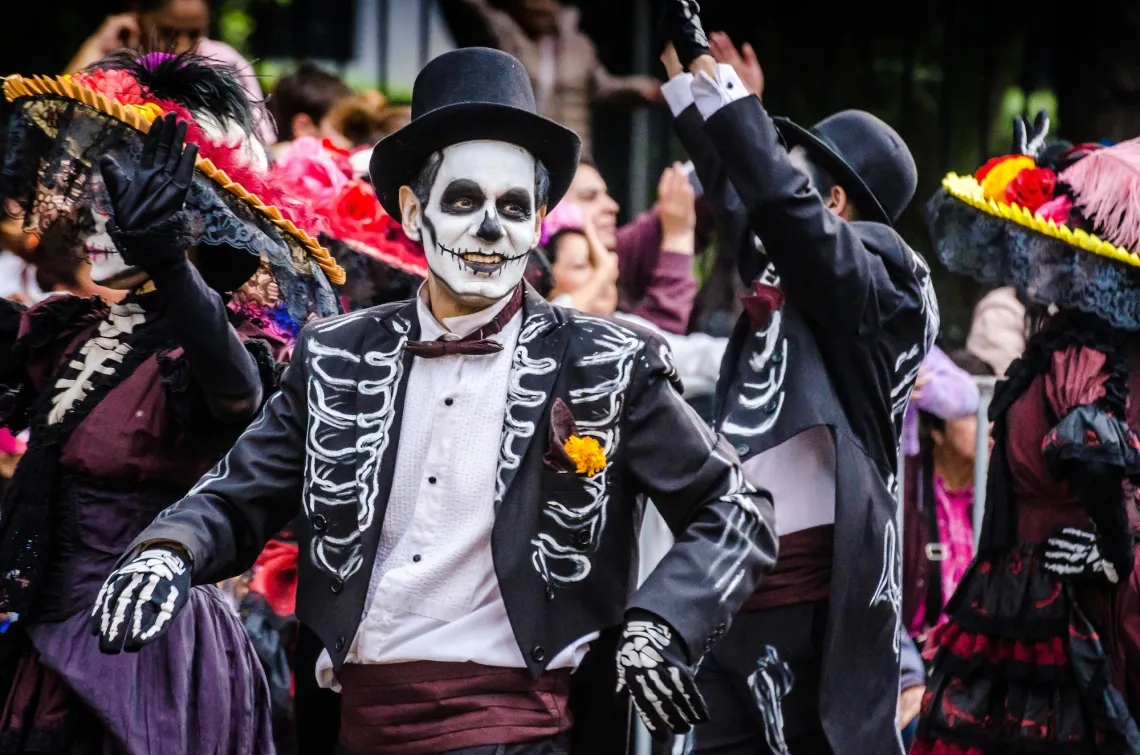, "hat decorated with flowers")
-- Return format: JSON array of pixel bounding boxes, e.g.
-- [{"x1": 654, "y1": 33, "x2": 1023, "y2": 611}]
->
[
  {"x1": 2, "y1": 51, "x2": 345, "y2": 334},
  {"x1": 927, "y1": 110, "x2": 1140, "y2": 331},
  {"x1": 268, "y1": 136, "x2": 427, "y2": 310}
]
